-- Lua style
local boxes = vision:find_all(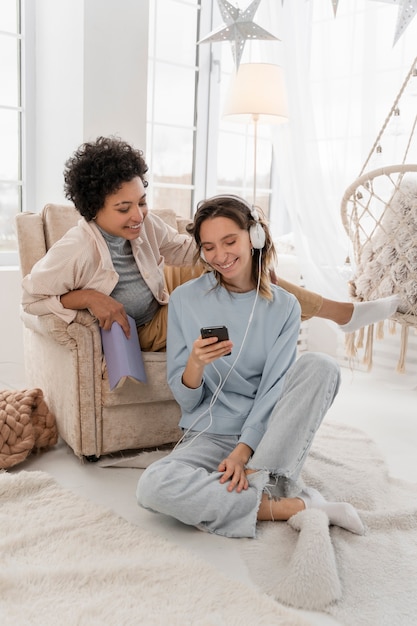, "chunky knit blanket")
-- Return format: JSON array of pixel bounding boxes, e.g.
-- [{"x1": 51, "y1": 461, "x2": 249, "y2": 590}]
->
[{"x1": 0, "y1": 388, "x2": 57, "y2": 469}]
